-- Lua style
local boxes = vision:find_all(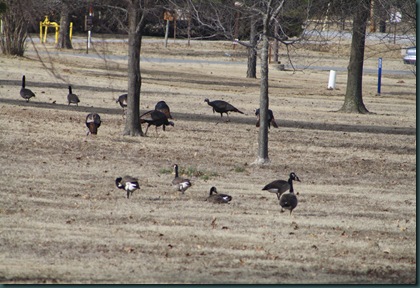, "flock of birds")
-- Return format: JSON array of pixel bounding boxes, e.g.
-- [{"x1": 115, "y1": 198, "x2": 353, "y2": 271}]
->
[
  {"x1": 115, "y1": 165, "x2": 300, "y2": 214},
  {"x1": 18, "y1": 75, "x2": 299, "y2": 214}
]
